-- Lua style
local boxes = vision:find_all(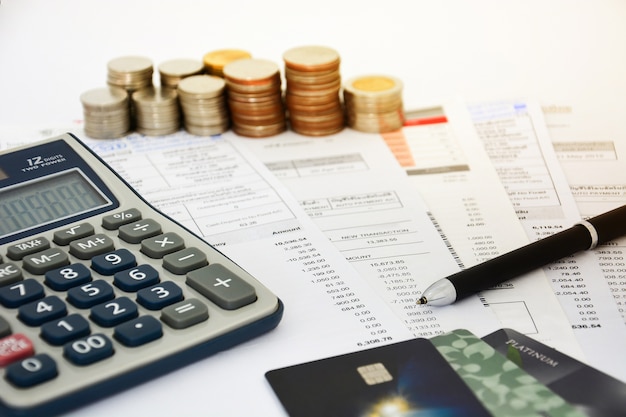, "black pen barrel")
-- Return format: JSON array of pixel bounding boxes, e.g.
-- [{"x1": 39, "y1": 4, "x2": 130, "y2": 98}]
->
[{"x1": 449, "y1": 222, "x2": 593, "y2": 301}]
